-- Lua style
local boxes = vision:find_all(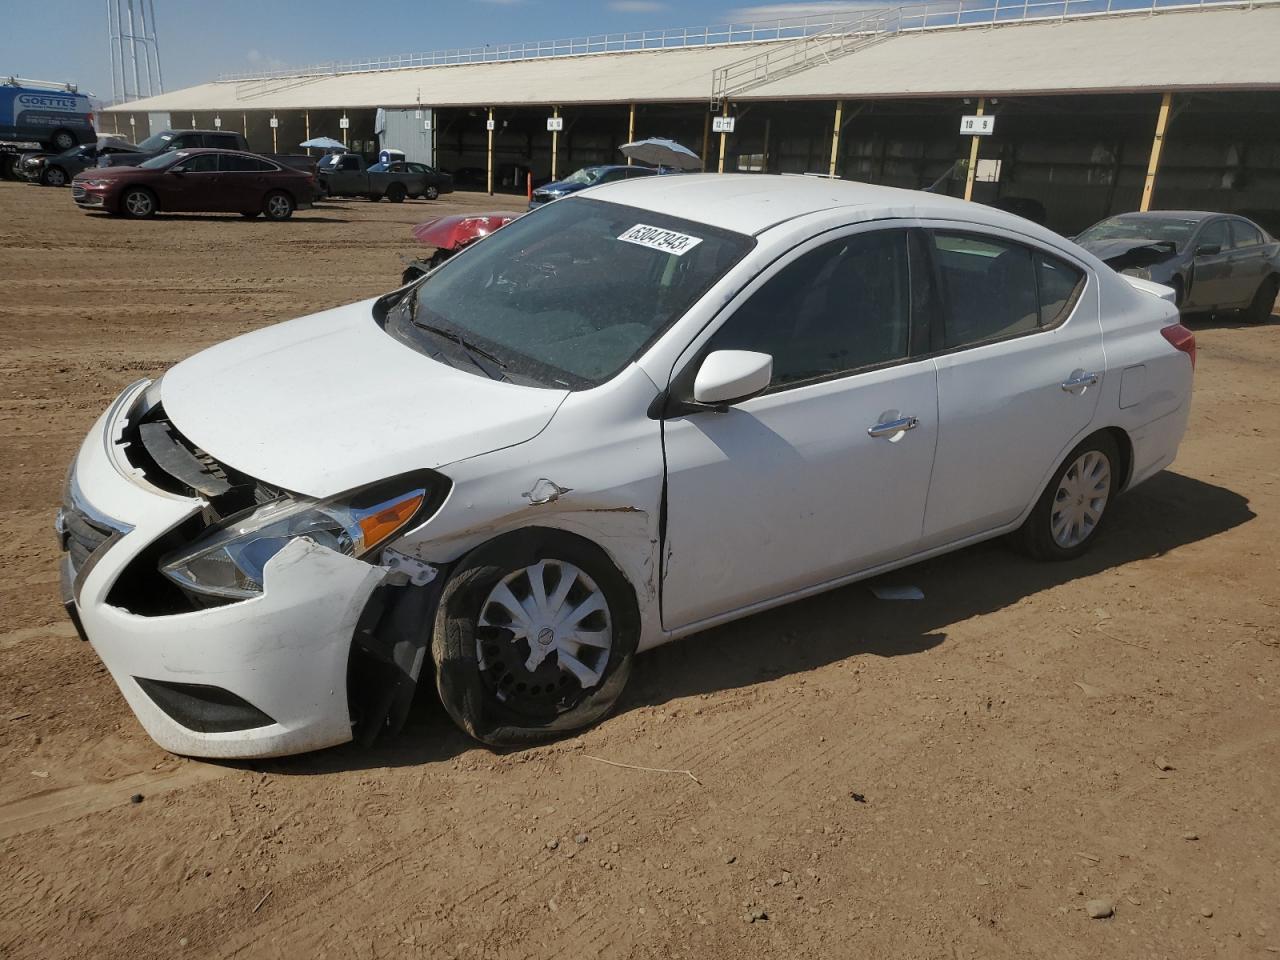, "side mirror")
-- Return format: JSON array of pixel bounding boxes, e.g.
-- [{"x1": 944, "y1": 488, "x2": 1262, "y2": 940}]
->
[
  {"x1": 693, "y1": 350, "x2": 773, "y2": 406},
  {"x1": 1195, "y1": 243, "x2": 1221, "y2": 257},
  {"x1": 169, "y1": 167, "x2": 184, "y2": 175}
]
